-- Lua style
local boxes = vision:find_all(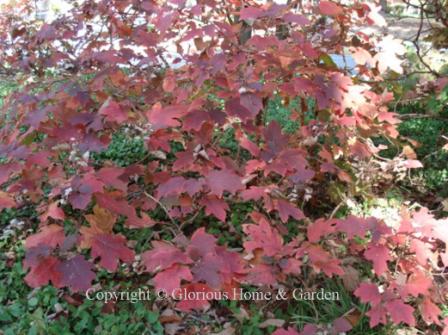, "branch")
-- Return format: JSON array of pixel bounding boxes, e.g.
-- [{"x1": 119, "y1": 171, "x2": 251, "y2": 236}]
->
[{"x1": 412, "y1": 1, "x2": 440, "y2": 77}]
